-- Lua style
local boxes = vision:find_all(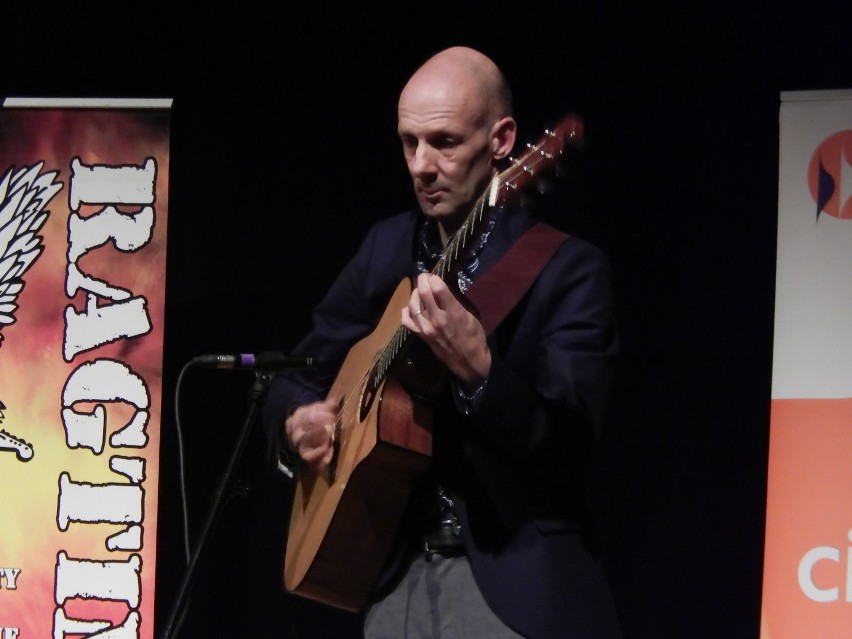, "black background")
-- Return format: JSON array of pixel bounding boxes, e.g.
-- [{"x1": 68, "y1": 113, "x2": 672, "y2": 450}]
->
[{"x1": 3, "y1": 2, "x2": 851, "y2": 638}]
